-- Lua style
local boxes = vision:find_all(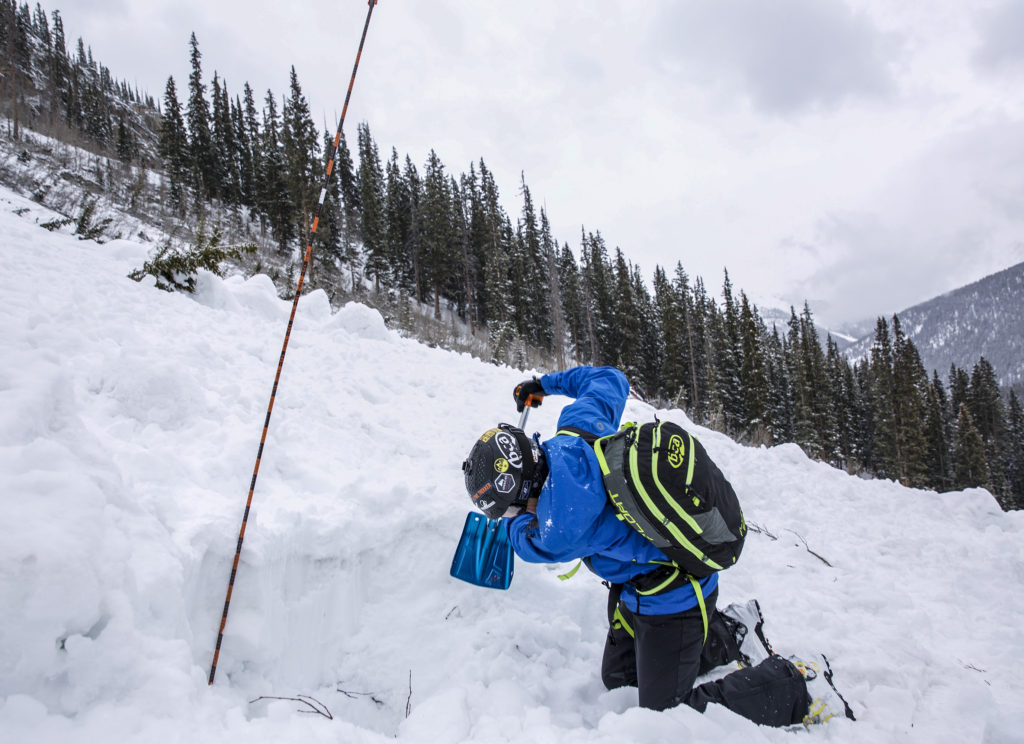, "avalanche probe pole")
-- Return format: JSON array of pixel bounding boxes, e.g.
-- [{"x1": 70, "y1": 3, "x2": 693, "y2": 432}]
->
[{"x1": 208, "y1": 0, "x2": 379, "y2": 686}]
